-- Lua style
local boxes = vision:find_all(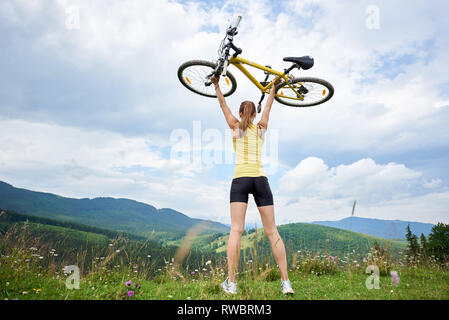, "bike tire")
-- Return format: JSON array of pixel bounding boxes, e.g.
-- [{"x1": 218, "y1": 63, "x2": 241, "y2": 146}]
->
[
  {"x1": 275, "y1": 77, "x2": 334, "y2": 107},
  {"x1": 177, "y1": 60, "x2": 237, "y2": 98}
]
